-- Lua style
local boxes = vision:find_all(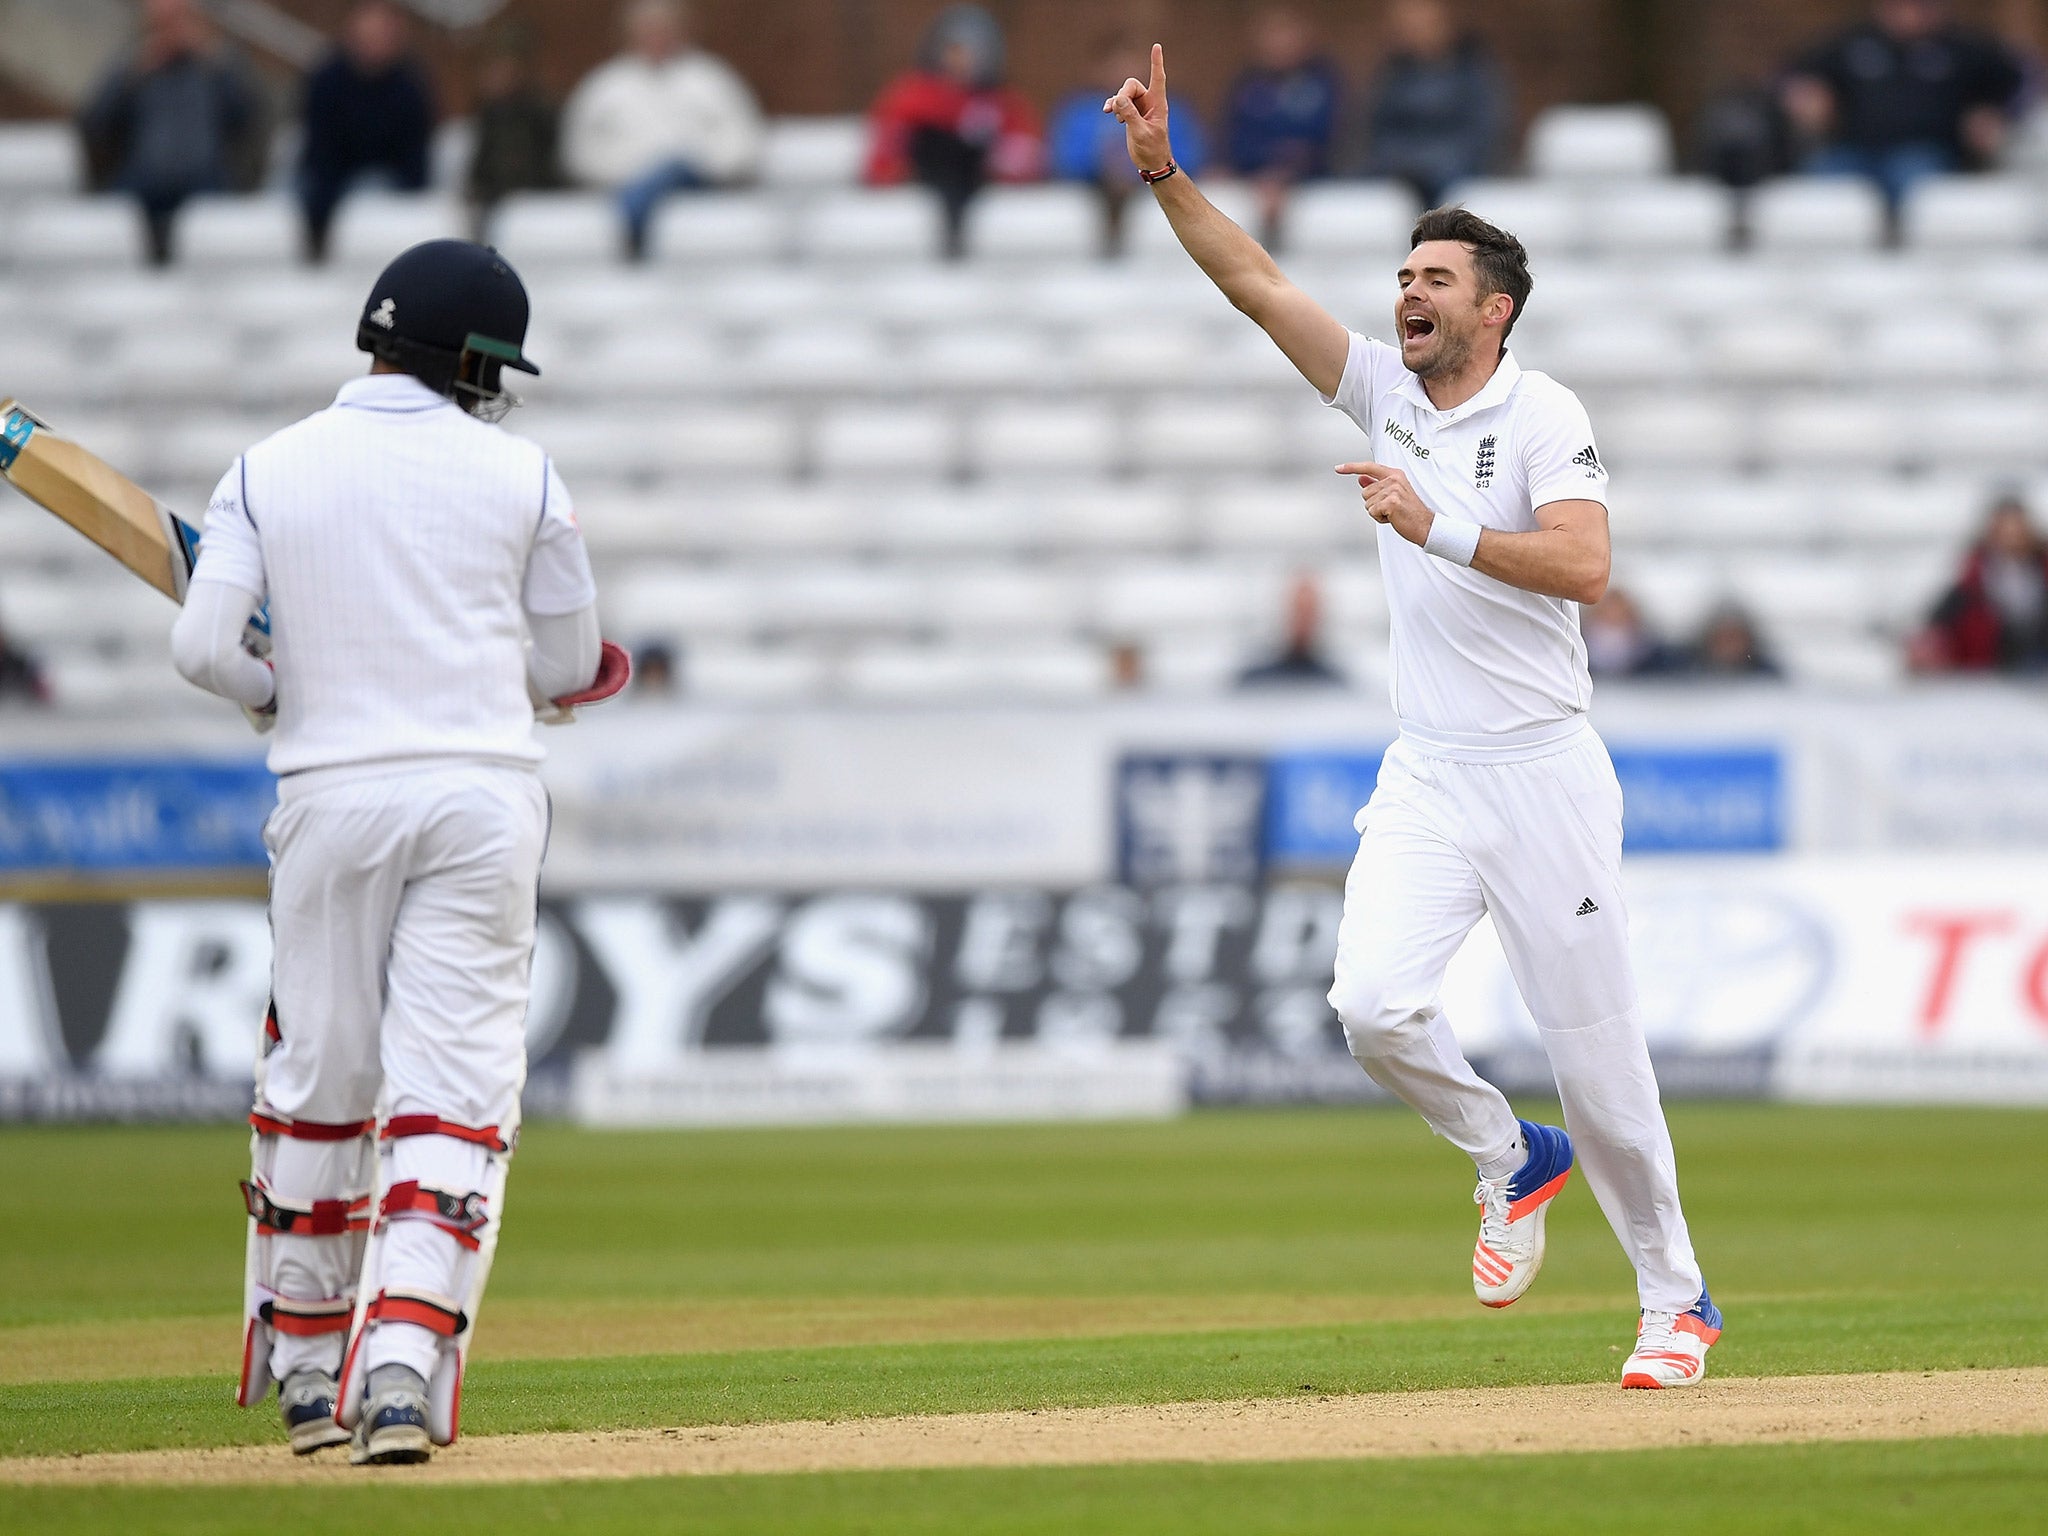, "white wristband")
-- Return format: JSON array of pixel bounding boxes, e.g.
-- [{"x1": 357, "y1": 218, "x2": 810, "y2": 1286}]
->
[{"x1": 1422, "y1": 514, "x2": 1482, "y2": 567}]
